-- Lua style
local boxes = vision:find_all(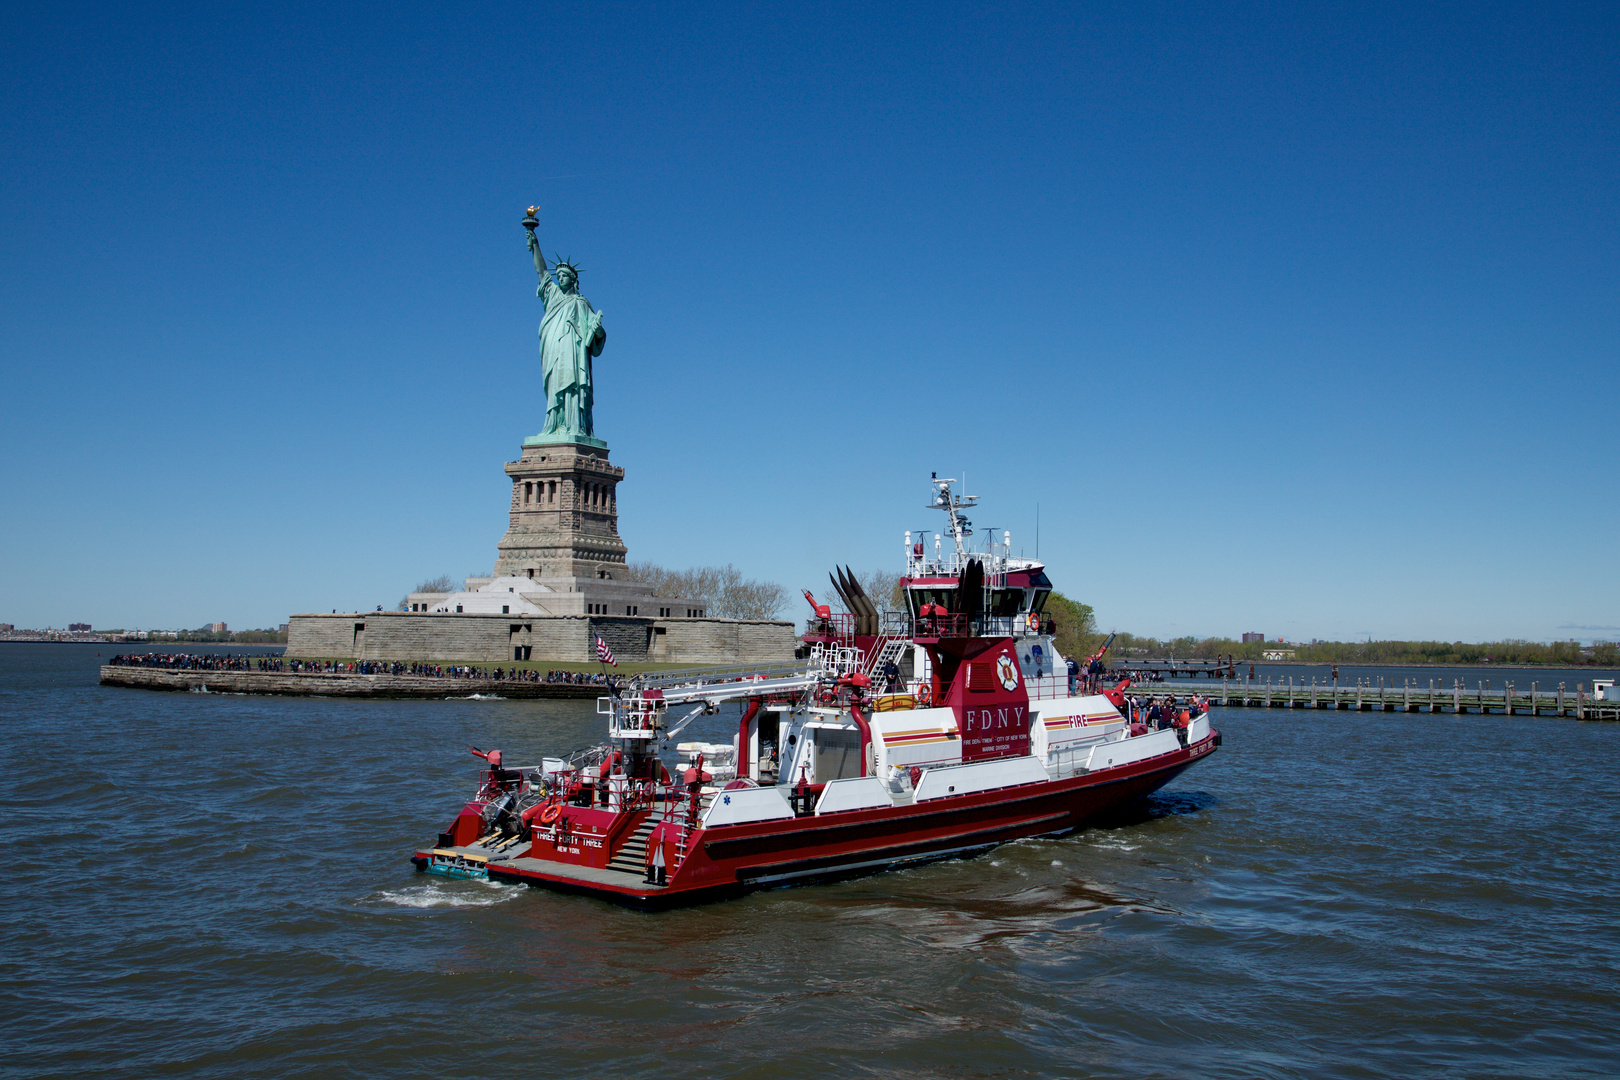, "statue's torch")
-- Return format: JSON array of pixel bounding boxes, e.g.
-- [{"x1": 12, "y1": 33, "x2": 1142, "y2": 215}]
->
[{"x1": 522, "y1": 205, "x2": 539, "y2": 231}]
